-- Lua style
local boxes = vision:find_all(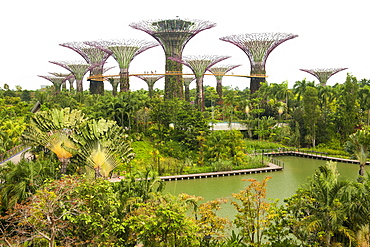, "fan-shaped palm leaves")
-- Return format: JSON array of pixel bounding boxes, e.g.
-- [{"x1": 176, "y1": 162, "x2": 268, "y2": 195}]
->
[
  {"x1": 22, "y1": 108, "x2": 87, "y2": 174},
  {"x1": 71, "y1": 119, "x2": 135, "y2": 178}
]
